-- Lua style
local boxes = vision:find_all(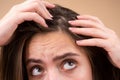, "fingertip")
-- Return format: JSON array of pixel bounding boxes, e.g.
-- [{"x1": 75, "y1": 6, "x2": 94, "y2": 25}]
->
[
  {"x1": 50, "y1": 4, "x2": 55, "y2": 8},
  {"x1": 68, "y1": 27, "x2": 75, "y2": 31},
  {"x1": 77, "y1": 15, "x2": 84, "y2": 19},
  {"x1": 68, "y1": 21, "x2": 76, "y2": 25},
  {"x1": 76, "y1": 41, "x2": 80, "y2": 45},
  {"x1": 45, "y1": 16, "x2": 53, "y2": 20},
  {"x1": 68, "y1": 21, "x2": 74, "y2": 24},
  {"x1": 47, "y1": 4, "x2": 55, "y2": 8},
  {"x1": 43, "y1": 23, "x2": 48, "y2": 28},
  {"x1": 77, "y1": 15, "x2": 81, "y2": 18},
  {"x1": 49, "y1": 14, "x2": 53, "y2": 18},
  {"x1": 44, "y1": 1, "x2": 55, "y2": 8},
  {"x1": 39, "y1": 20, "x2": 48, "y2": 28},
  {"x1": 76, "y1": 40, "x2": 83, "y2": 45}
]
